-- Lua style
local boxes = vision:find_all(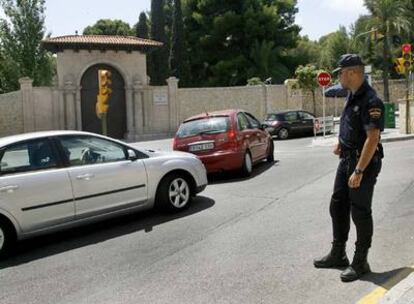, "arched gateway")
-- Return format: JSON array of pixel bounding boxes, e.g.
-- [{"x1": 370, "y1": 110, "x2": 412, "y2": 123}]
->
[{"x1": 42, "y1": 35, "x2": 162, "y2": 140}]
